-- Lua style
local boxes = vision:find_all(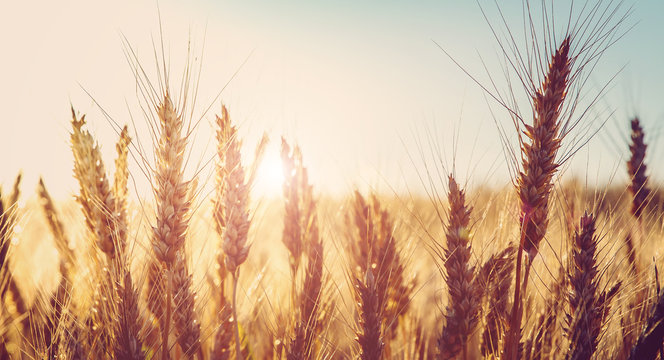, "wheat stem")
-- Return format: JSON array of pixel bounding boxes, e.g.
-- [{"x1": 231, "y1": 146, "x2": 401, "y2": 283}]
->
[
  {"x1": 163, "y1": 271, "x2": 172, "y2": 360},
  {"x1": 232, "y1": 272, "x2": 242, "y2": 360}
]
